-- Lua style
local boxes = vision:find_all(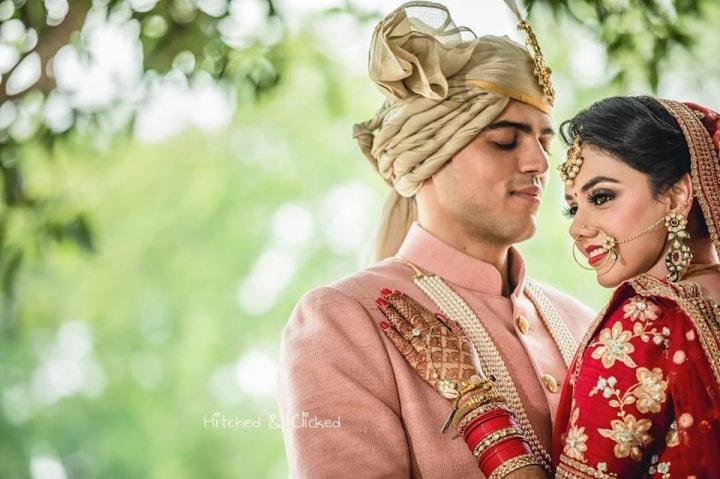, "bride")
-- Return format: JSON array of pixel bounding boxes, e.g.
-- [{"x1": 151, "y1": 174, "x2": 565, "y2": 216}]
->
[{"x1": 377, "y1": 95, "x2": 720, "y2": 478}]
